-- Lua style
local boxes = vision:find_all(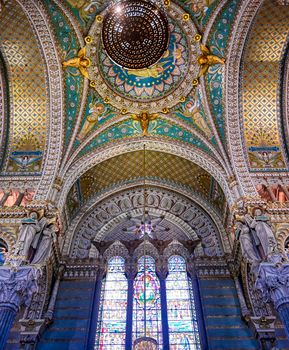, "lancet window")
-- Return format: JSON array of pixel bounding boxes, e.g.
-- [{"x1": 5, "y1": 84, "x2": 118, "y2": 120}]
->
[
  {"x1": 94, "y1": 256, "x2": 128, "y2": 349},
  {"x1": 93, "y1": 254, "x2": 204, "y2": 349},
  {"x1": 166, "y1": 255, "x2": 201, "y2": 349}
]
